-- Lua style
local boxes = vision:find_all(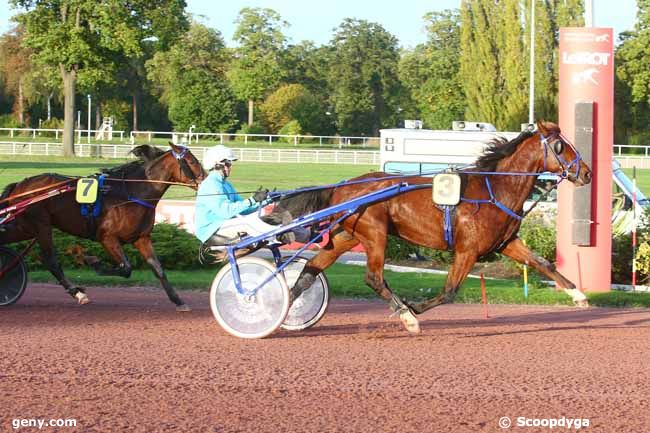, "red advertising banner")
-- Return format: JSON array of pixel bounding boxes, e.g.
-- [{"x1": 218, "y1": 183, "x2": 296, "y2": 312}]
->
[{"x1": 557, "y1": 28, "x2": 614, "y2": 292}]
